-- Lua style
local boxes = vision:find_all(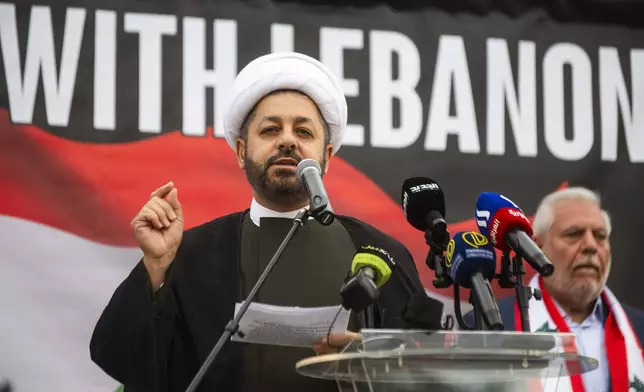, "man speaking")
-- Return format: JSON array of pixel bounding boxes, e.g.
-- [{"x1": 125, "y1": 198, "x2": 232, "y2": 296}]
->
[{"x1": 89, "y1": 52, "x2": 441, "y2": 392}]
